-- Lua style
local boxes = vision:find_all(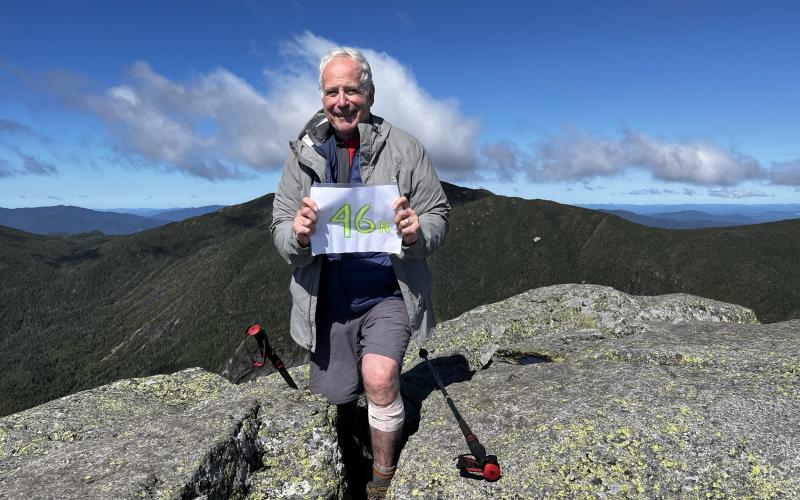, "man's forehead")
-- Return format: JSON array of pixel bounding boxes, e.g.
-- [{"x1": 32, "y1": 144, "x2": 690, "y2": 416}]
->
[
  {"x1": 323, "y1": 82, "x2": 362, "y2": 91},
  {"x1": 322, "y1": 57, "x2": 360, "y2": 79}
]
